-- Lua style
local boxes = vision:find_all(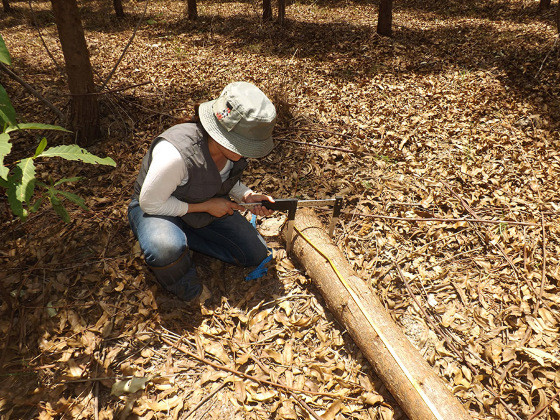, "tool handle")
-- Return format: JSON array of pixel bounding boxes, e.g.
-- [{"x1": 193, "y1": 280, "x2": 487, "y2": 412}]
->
[{"x1": 257, "y1": 199, "x2": 297, "y2": 211}]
